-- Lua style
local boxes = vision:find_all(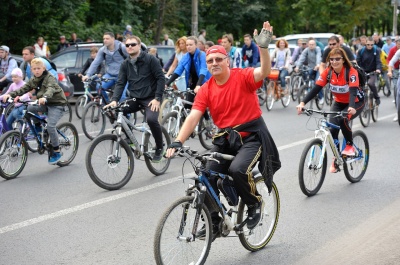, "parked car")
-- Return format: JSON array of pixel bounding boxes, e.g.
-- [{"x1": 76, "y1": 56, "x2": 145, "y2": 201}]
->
[
  {"x1": 279, "y1": 33, "x2": 335, "y2": 47},
  {"x1": 12, "y1": 54, "x2": 74, "y2": 99},
  {"x1": 147, "y1": 45, "x2": 176, "y2": 68}
]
